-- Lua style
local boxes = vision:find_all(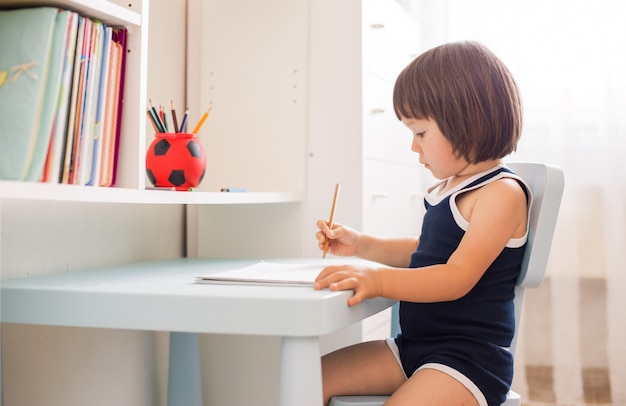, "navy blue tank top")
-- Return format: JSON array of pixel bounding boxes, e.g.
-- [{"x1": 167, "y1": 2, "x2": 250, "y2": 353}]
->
[{"x1": 400, "y1": 165, "x2": 530, "y2": 347}]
